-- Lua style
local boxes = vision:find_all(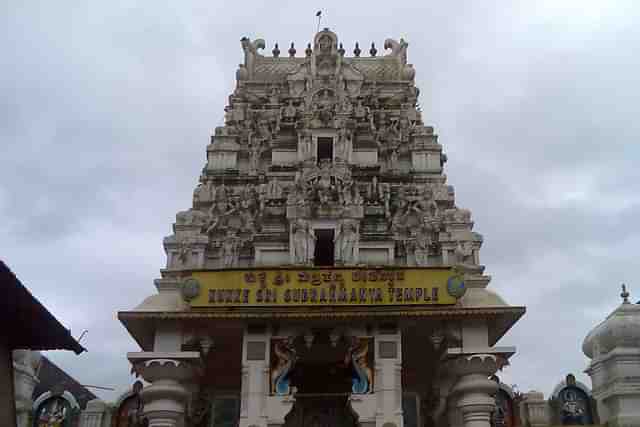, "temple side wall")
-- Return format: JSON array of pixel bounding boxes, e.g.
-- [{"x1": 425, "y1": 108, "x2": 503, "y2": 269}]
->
[{"x1": 0, "y1": 339, "x2": 17, "y2": 427}]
